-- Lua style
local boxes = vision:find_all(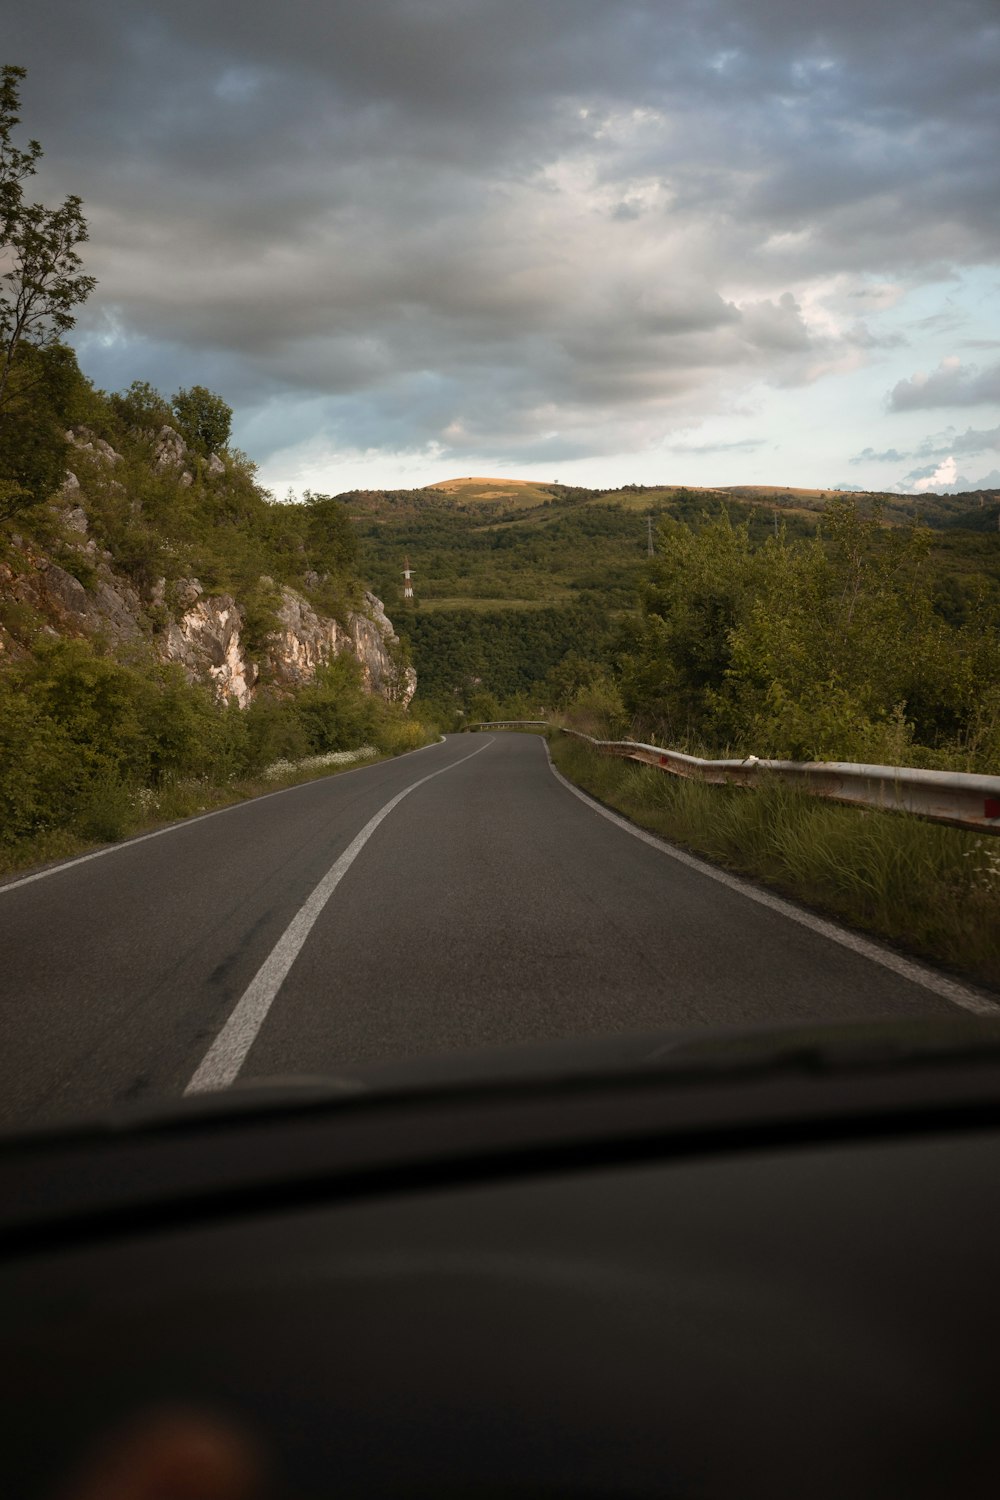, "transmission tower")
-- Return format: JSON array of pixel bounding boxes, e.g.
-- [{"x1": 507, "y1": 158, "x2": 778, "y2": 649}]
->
[
  {"x1": 647, "y1": 514, "x2": 655, "y2": 557},
  {"x1": 402, "y1": 555, "x2": 415, "y2": 603}
]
